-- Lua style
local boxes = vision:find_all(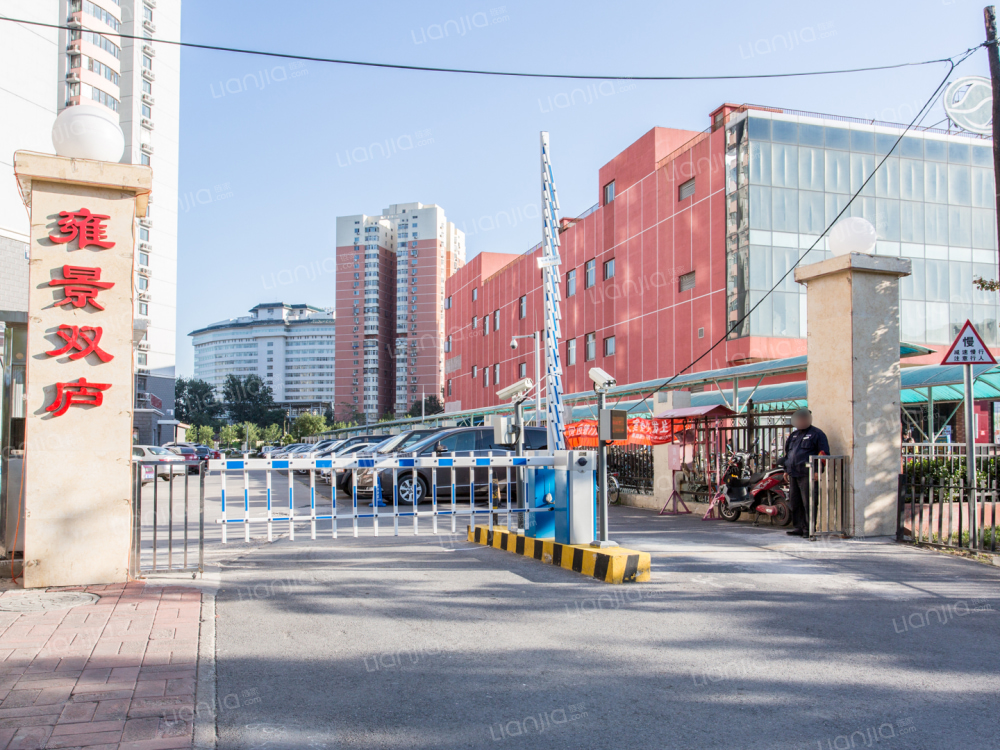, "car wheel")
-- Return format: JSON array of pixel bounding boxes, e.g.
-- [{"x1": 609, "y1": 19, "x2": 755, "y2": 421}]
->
[{"x1": 398, "y1": 476, "x2": 427, "y2": 505}]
